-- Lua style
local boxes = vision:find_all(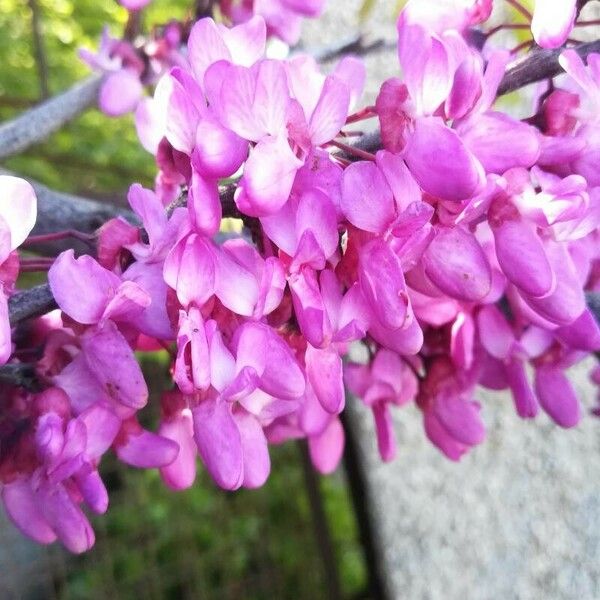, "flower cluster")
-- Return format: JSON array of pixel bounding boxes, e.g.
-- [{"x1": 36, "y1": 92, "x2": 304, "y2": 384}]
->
[
  {"x1": 81, "y1": 0, "x2": 327, "y2": 116},
  {"x1": 2, "y1": 0, "x2": 600, "y2": 553}
]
